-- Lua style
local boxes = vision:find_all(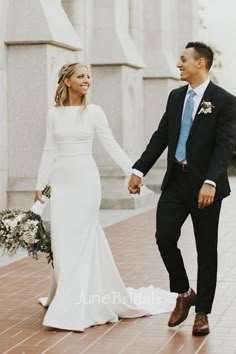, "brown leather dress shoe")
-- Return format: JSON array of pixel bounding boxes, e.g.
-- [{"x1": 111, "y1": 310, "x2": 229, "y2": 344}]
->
[
  {"x1": 192, "y1": 313, "x2": 210, "y2": 336},
  {"x1": 168, "y1": 288, "x2": 196, "y2": 327}
]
